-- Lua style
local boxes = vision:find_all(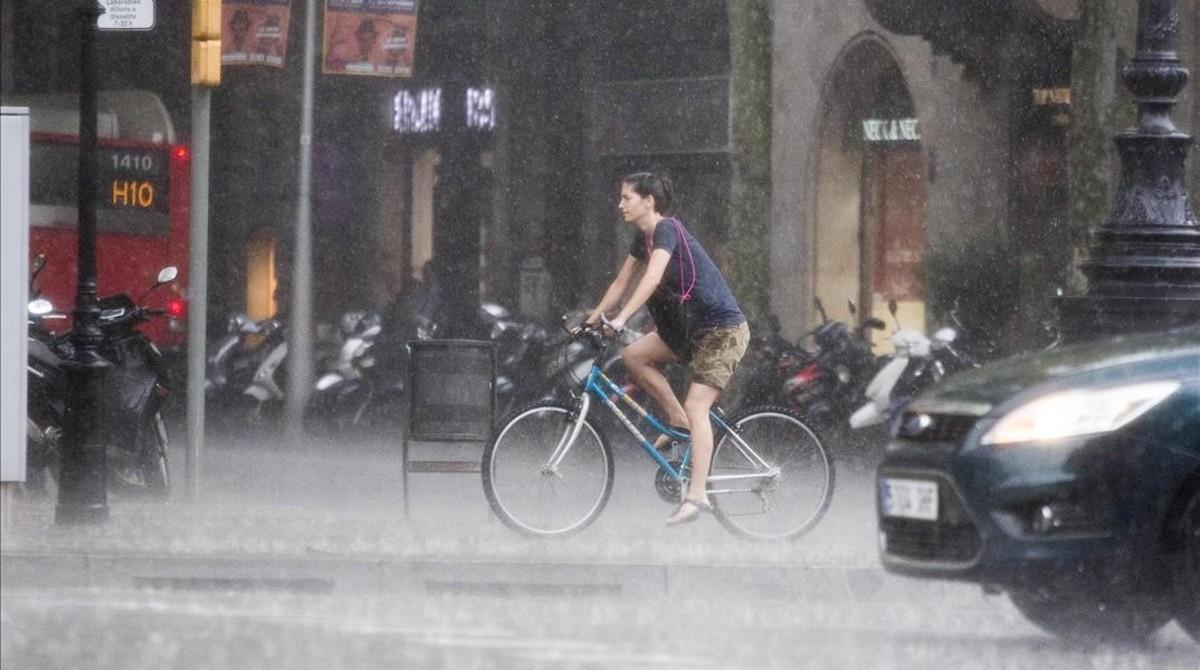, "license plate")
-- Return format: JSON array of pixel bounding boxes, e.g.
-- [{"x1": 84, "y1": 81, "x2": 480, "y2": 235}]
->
[{"x1": 880, "y1": 478, "x2": 939, "y2": 521}]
